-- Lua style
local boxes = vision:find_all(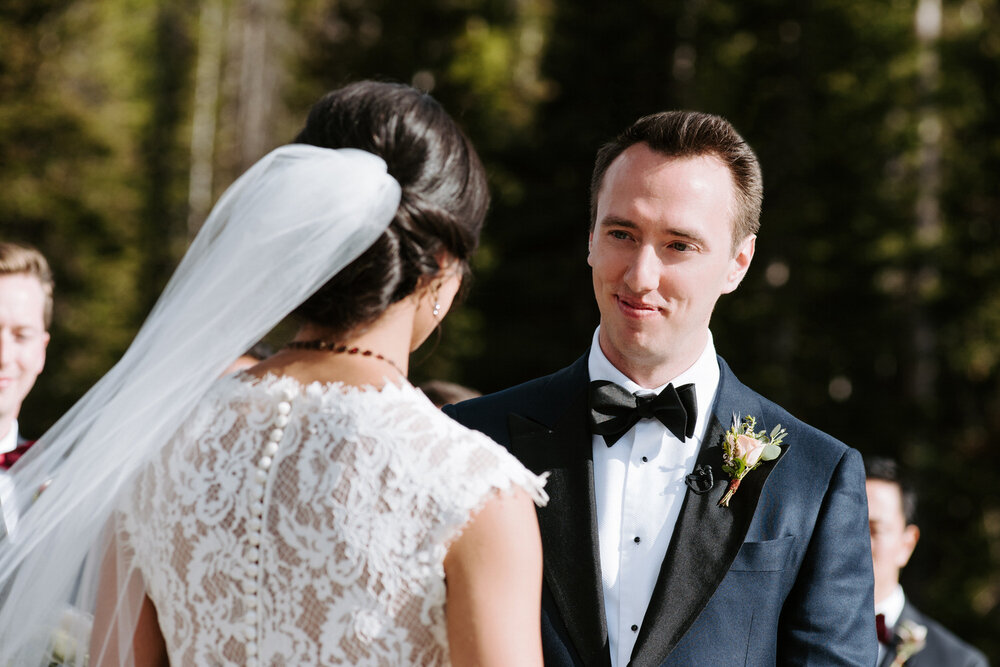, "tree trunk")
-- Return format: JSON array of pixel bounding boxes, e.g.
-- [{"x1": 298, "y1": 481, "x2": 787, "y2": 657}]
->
[
  {"x1": 187, "y1": 0, "x2": 227, "y2": 237},
  {"x1": 908, "y1": 0, "x2": 942, "y2": 404}
]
